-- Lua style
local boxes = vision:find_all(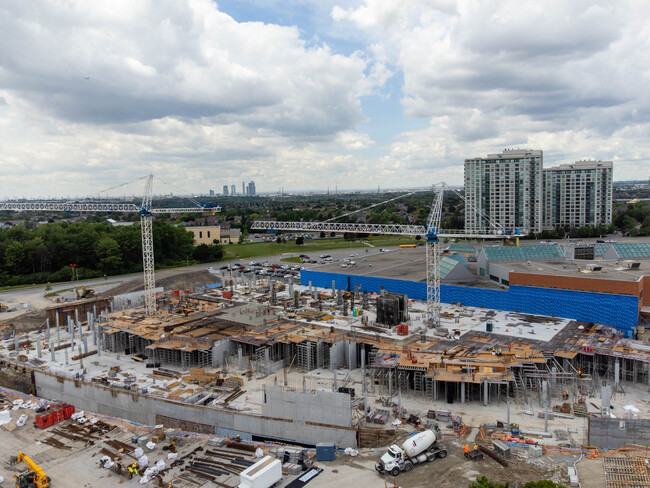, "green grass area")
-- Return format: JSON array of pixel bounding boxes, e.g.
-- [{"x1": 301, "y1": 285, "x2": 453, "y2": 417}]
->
[
  {"x1": 222, "y1": 236, "x2": 418, "y2": 260},
  {"x1": 280, "y1": 256, "x2": 302, "y2": 263},
  {"x1": 45, "y1": 288, "x2": 73, "y2": 298}
]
